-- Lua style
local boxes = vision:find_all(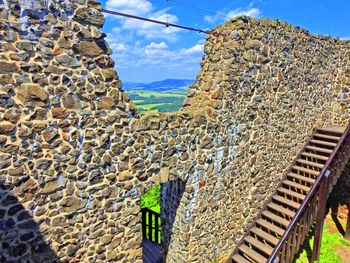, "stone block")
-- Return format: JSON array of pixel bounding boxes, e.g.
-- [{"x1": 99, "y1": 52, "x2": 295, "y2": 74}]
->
[
  {"x1": 0, "y1": 121, "x2": 15, "y2": 134},
  {"x1": 60, "y1": 196, "x2": 87, "y2": 214},
  {"x1": 74, "y1": 7, "x2": 104, "y2": 26},
  {"x1": 97, "y1": 97, "x2": 114, "y2": 110},
  {"x1": 62, "y1": 93, "x2": 82, "y2": 109},
  {"x1": 55, "y1": 54, "x2": 81, "y2": 68},
  {"x1": 0, "y1": 61, "x2": 18, "y2": 74},
  {"x1": 74, "y1": 41, "x2": 103, "y2": 56},
  {"x1": 16, "y1": 84, "x2": 48, "y2": 107},
  {"x1": 160, "y1": 167, "x2": 170, "y2": 183}
]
